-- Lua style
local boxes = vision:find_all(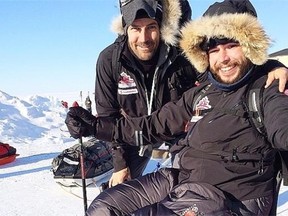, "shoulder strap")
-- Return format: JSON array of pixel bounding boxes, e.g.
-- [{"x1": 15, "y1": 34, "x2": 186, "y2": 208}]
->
[
  {"x1": 246, "y1": 75, "x2": 267, "y2": 136},
  {"x1": 112, "y1": 35, "x2": 126, "y2": 79},
  {"x1": 246, "y1": 75, "x2": 288, "y2": 186}
]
